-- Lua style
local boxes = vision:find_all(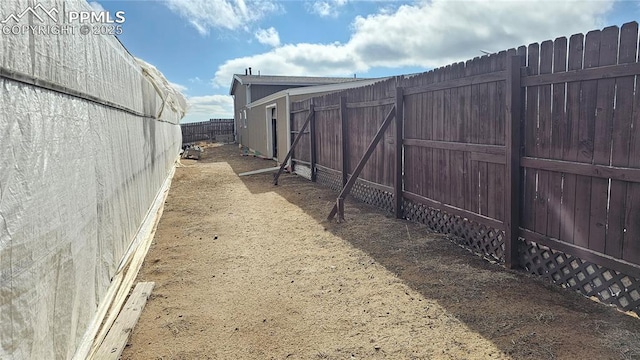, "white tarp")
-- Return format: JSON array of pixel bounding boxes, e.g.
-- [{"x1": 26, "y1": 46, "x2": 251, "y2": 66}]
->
[{"x1": 0, "y1": 1, "x2": 186, "y2": 358}]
